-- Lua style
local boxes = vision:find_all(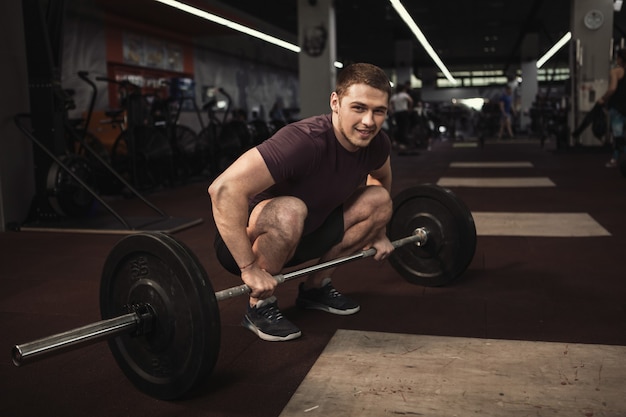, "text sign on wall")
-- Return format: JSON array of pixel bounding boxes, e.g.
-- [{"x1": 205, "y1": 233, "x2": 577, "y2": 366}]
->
[{"x1": 123, "y1": 32, "x2": 184, "y2": 72}]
